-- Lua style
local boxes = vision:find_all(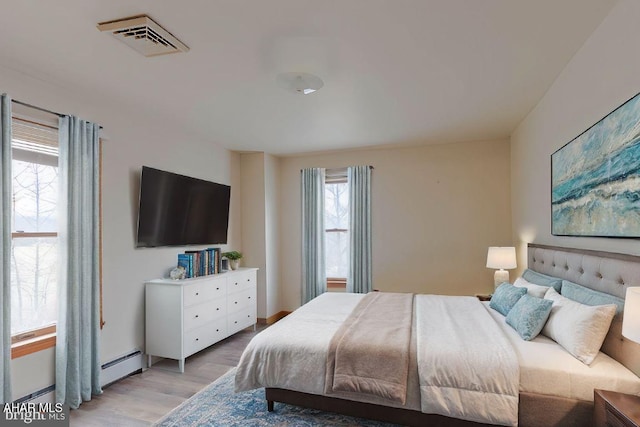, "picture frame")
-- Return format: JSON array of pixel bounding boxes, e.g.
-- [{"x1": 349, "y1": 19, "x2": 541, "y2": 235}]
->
[{"x1": 551, "y1": 92, "x2": 640, "y2": 238}]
